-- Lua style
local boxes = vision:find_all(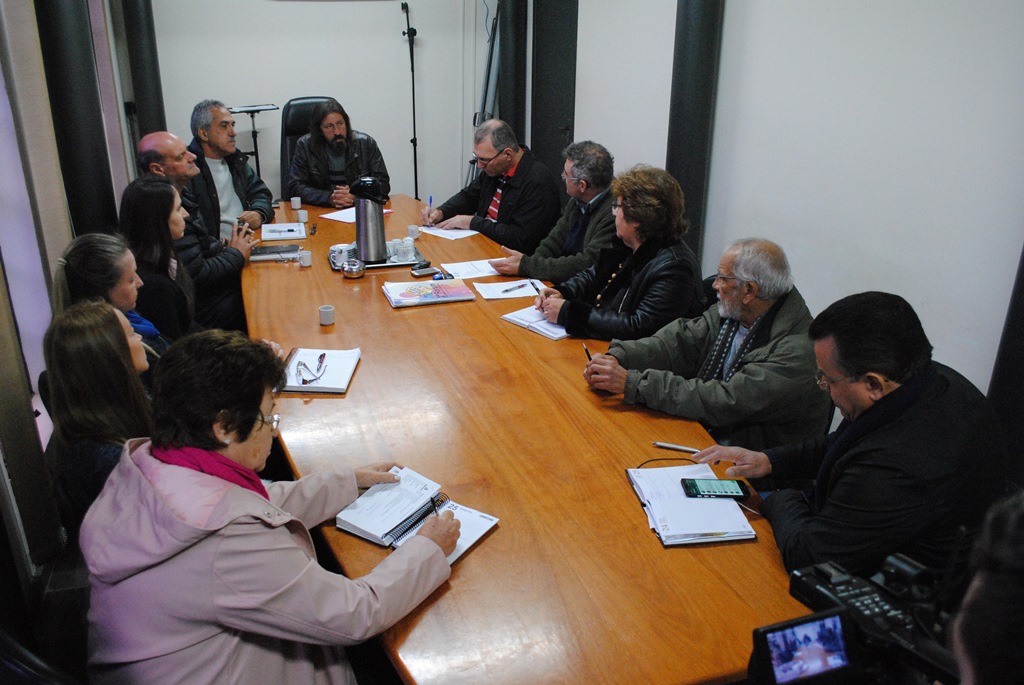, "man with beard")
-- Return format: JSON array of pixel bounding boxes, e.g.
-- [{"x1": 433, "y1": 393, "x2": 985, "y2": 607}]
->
[
  {"x1": 583, "y1": 238, "x2": 829, "y2": 451},
  {"x1": 185, "y1": 100, "x2": 273, "y2": 240},
  {"x1": 286, "y1": 98, "x2": 390, "y2": 208}
]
